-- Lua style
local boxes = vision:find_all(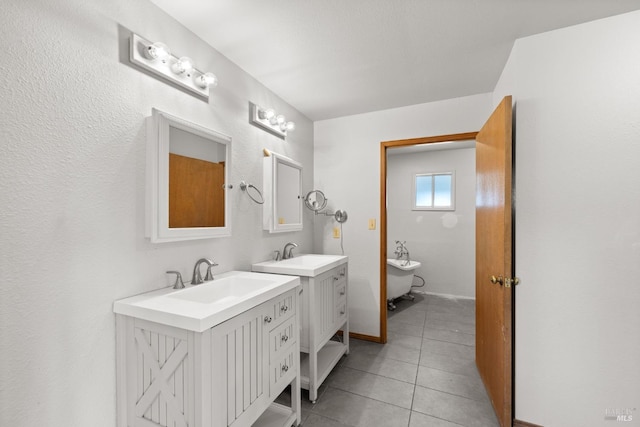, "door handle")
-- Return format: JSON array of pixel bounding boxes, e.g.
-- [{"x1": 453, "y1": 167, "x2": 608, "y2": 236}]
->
[{"x1": 490, "y1": 275, "x2": 521, "y2": 287}]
